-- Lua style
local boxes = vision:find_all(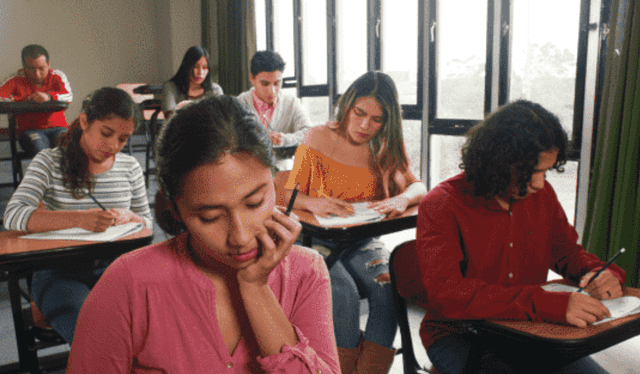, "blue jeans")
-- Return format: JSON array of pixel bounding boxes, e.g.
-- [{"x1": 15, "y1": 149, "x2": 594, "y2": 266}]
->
[
  {"x1": 31, "y1": 259, "x2": 112, "y2": 344},
  {"x1": 18, "y1": 127, "x2": 67, "y2": 157},
  {"x1": 311, "y1": 237, "x2": 398, "y2": 349},
  {"x1": 427, "y1": 334, "x2": 609, "y2": 374}
]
